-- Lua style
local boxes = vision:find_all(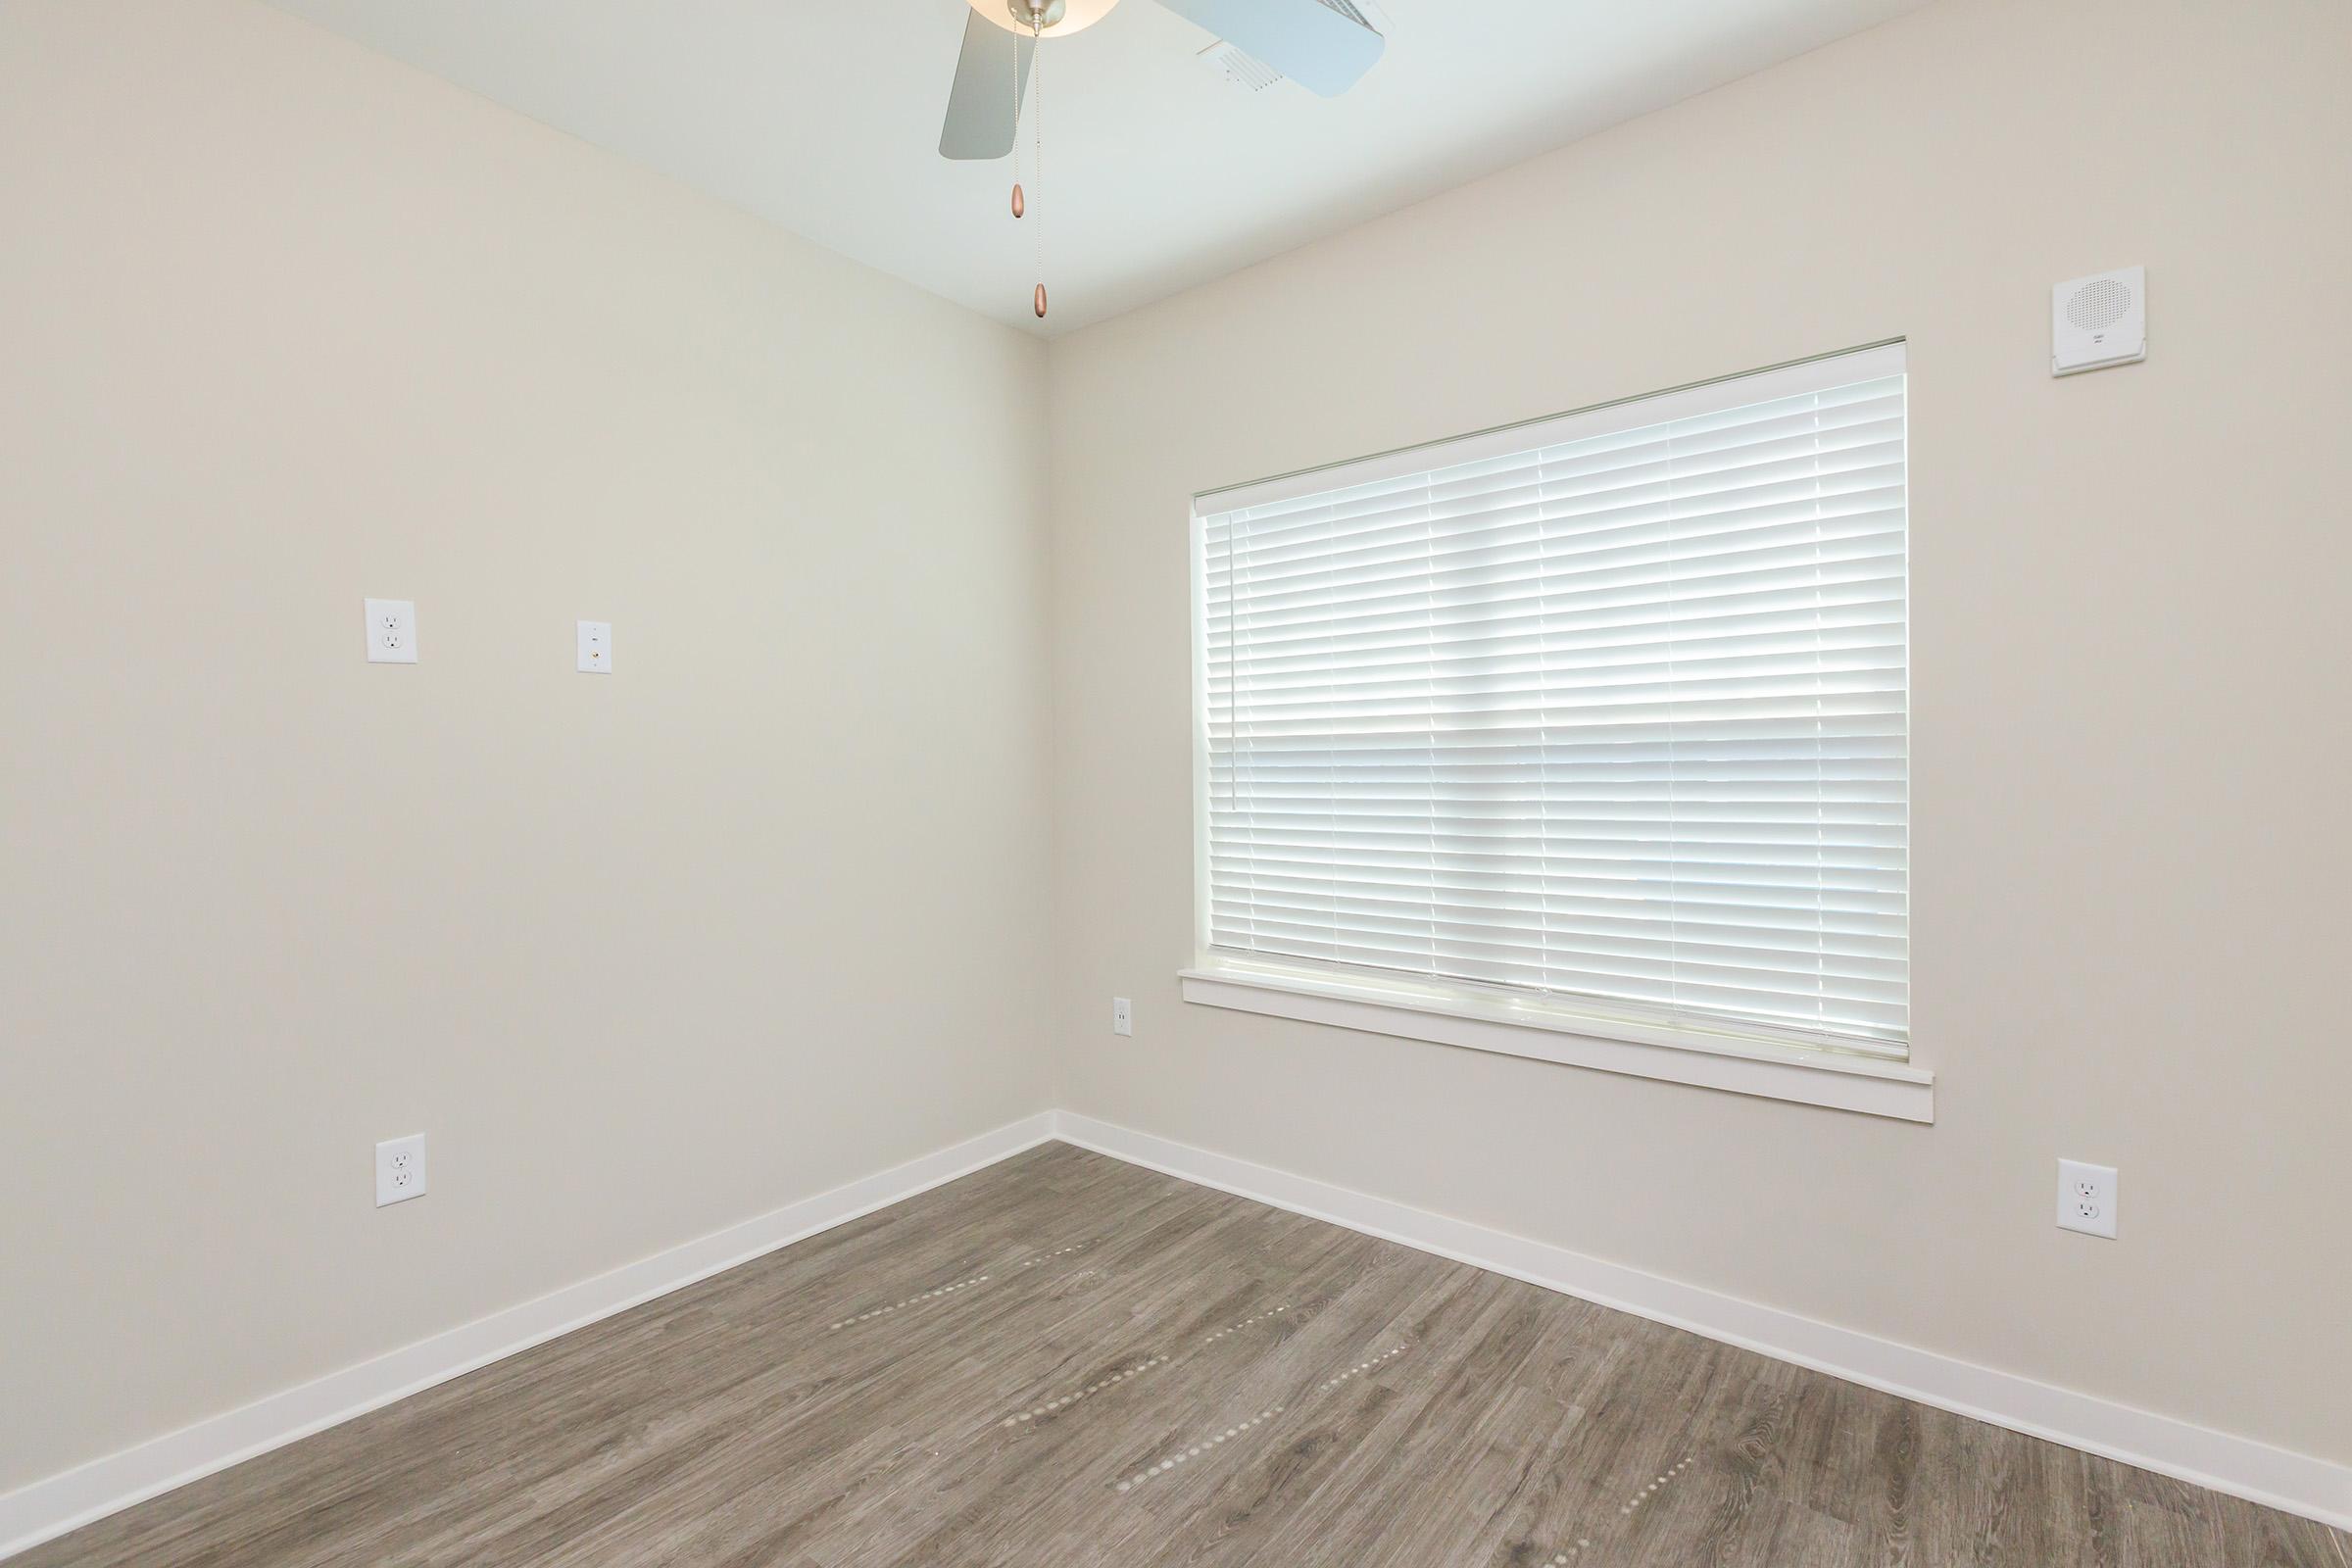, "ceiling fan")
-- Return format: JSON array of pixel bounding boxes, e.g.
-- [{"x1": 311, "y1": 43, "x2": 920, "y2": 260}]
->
[{"x1": 940, "y1": 0, "x2": 1388, "y2": 160}]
